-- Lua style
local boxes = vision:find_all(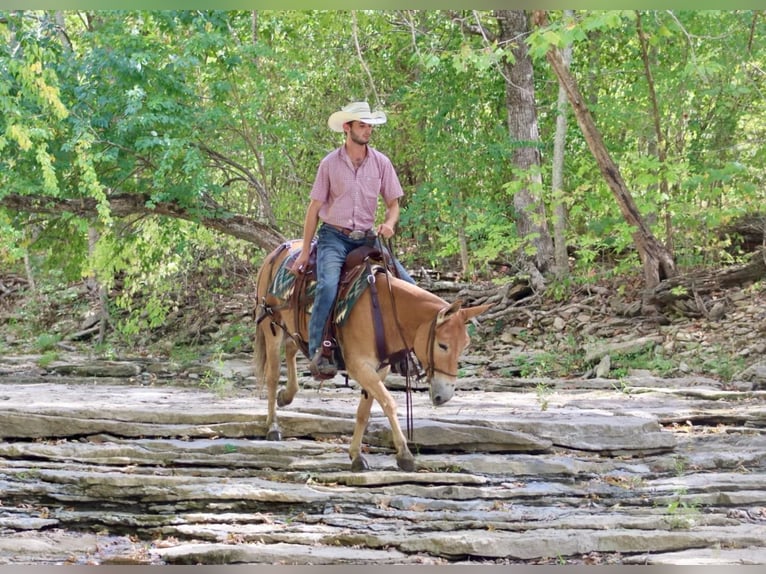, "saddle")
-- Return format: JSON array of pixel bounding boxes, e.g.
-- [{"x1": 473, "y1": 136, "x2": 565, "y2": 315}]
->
[{"x1": 264, "y1": 241, "x2": 402, "y2": 373}]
